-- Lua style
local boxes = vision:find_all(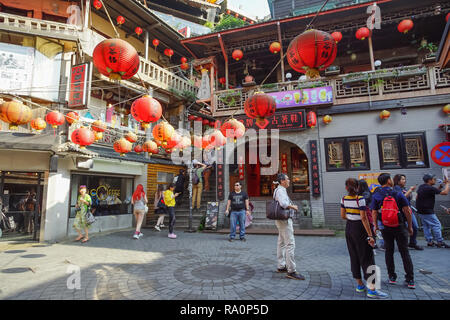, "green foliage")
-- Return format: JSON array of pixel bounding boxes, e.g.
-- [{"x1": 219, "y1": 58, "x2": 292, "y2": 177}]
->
[
  {"x1": 419, "y1": 42, "x2": 438, "y2": 54},
  {"x1": 198, "y1": 215, "x2": 206, "y2": 231},
  {"x1": 170, "y1": 88, "x2": 197, "y2": 102},
  {"x1": 213, "y1": 15, "x2": 245, "y2": 32},
  {"x1": 218, "y1": 90, "x2": 242, "y2": 107},
  {"x1": 204, "y1": 21, "x2": 214, "y2": 29}
]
